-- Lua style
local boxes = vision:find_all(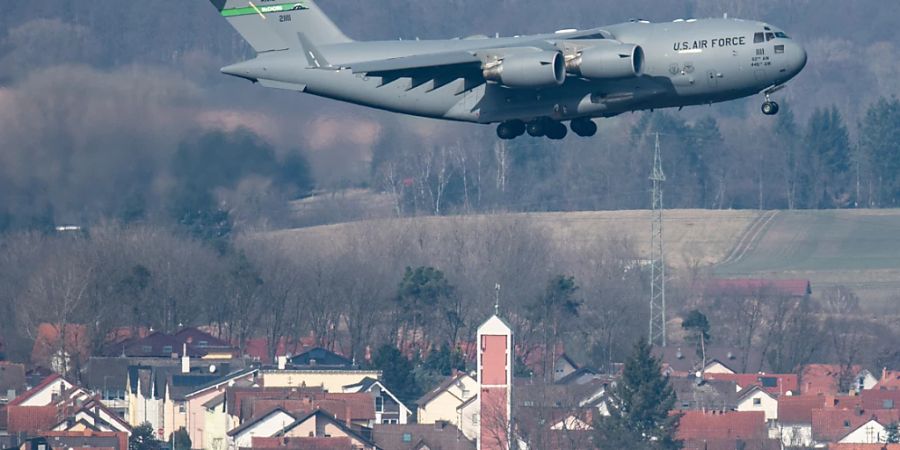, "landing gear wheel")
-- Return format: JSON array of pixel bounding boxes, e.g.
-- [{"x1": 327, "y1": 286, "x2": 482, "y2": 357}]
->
[
  {"x1": 571, "y1": 119, "x2": 598, "y2": 137},
  {"x1": 527, "y1": 121, "x2": 547, "y2": 137},
  {"x1": 497, "y1": 120, "x2": 526, "y2": 140},
  {"x1": 546, "y1": 122, "x2": 568, "y2": 140},
  {"x1": 762, "y1": 101, "x2": 780, "y2": 116}
]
